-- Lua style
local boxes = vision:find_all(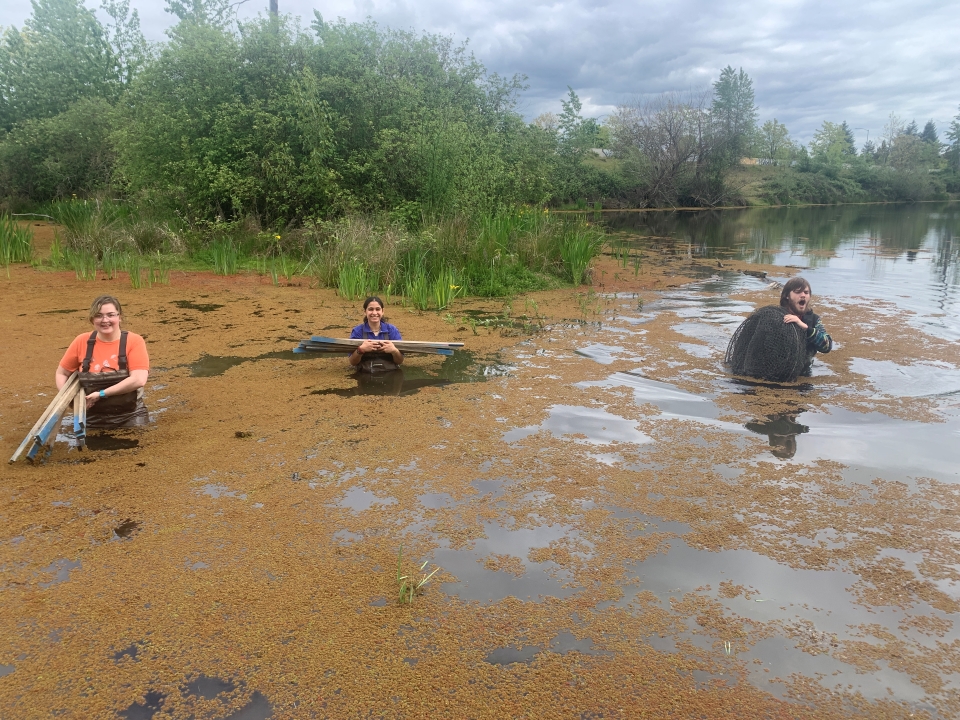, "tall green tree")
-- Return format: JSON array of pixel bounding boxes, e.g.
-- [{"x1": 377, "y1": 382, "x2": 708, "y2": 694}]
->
[
  {"x1": 0, "y1": 0, "x2": 115, "y2": 129},
  {"x1": 756, "y1": 119, "x2": 792, "y2": 165},
  {"x1": 710, "y1": 66, "x2": 757, "y2": 164},
  {"x1": 810, "y1": 121, "x2": 856, "y2": 165},
  {"x1": 839, "y1": 121, "x2": 857, "y2": 156},
  {"x1": 944, "y1": 107, "x2": 960, "y2": 170},
  {"x1": 920, "y1": 120, "x2": 939, "y2": 146}
]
